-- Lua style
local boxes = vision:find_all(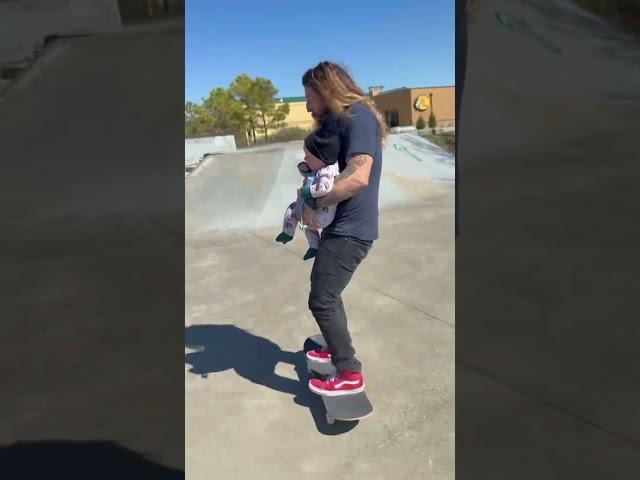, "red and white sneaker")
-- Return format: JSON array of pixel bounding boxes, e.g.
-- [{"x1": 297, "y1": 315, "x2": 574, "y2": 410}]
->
[
  {"x1": 305, "y1": 348, "x2": 332, "y2": 364},
  {"x1": 308, "y1": 371, "x2": 365, "y2": 397}
]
